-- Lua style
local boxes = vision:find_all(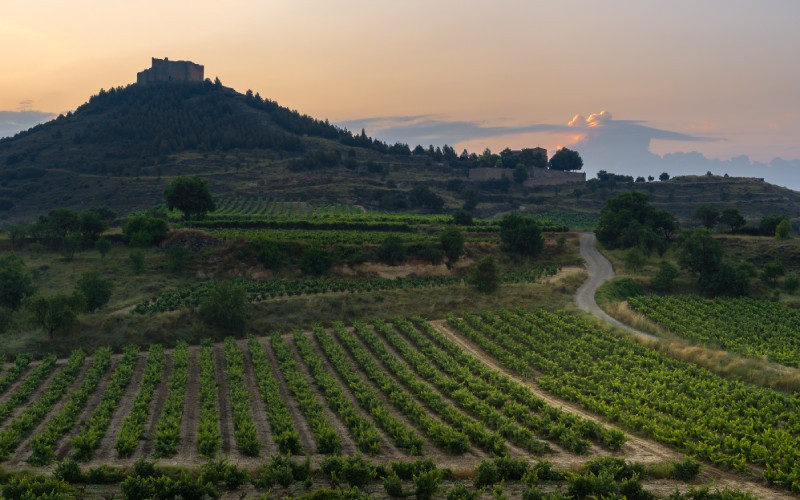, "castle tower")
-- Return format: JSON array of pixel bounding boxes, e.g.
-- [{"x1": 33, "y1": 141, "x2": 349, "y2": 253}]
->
[{"x1": 136, "y1": 57, "x2": 204, "y2": 84}]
